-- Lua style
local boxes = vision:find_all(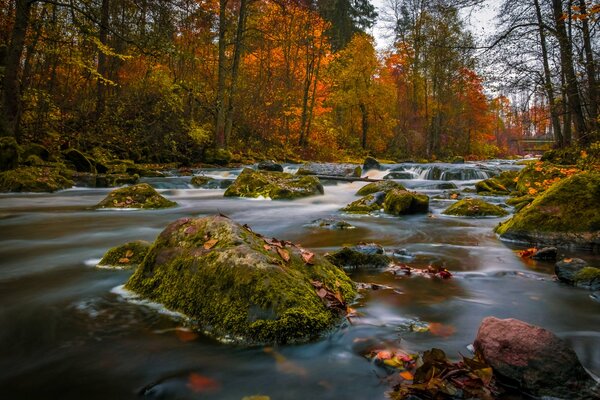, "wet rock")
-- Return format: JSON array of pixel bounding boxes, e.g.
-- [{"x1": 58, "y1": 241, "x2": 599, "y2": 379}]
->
[
  {"x1": 505, "y1": 195, "x2": 534, "y2": 212},
  {"x1": 99, "y1": 240, "x2": 151, "y2": 269},
  {"x1": 326, "y1": 243, "x2": 391, "y2": 270},
  {"x1": 475, "y1": 170, "x2": 517, "y2": 195},
  {"x1": 0, "y1": 166, "x2": 73, "y2": 192},
  {"x1": 450, "y1": 156, "x2": 465, "y2": 164},
  {"x1": 574, "y1": 267, "x2": 600, "y2": 290},
  {"x1": 204, "y1": 148, "x2": 232, "y2": 166},
  {"x1": 63, "y1": 148, "x2": 95, "y2": 173},
  {"x1": 96, "y1": 173, "x2": 139, "y2": 188},
  {"x1": 0, "y1": 137, "x2": 20, "y2": 171},
  {"x1": 296, "y1": 163, "x2": 360, "y2": 177},
  {"x1": 383, "y1": 189, "x2": 429, "y2": 215},
  {"x1": 531, "y1": 247, "x2": 557, "y2": 261},
  {"x1": 435, "y1": 182, "x2": 458, "y2": 190},
  {"x1": 474, "y1": 317, "x2": 597, "y2": 399},
  {"x1": 257, "y1": 160, "x2": 283, "y2": 172},
  {"x1": 225, "y1": 168, "x2": 323, "y2": 200},
  {"x1": 495, "y1": 172, "x2": 600, "y2": 251},
  {"x1": 190, "y1": 175, "x2": 213, "y2": 187},
  {"x1": 356, "y1": 180, "x2": 405, "y2": 196},
  {"x1": 383, "y1": 171, "x2": 414, "y2": 180},
  {"x1": 363, "y1": 156, "x2": 381, "y2": 171},
  {"x1": 341, "y1": 192, "x2": 385, "y2": 213},
  {"x1": 306, "y1": 218, "x2": 355, "y2": 230},
  {"x1": 125, "y1": 215, "x2": 356, "y2": 344},
  {"x1": 443, "y1": 198, "x2": 508, "y2": 217},
  {"x1": 21, "y1": 143, "x2": 50, "y2": 162},
  {"x1": 95, "y1": 183, "x2": 177, "y2": 209}
]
